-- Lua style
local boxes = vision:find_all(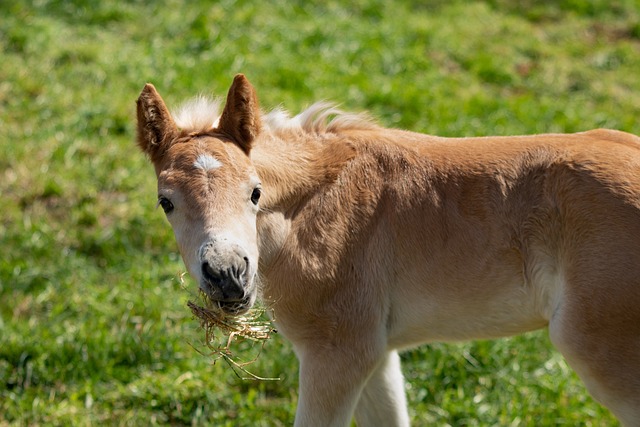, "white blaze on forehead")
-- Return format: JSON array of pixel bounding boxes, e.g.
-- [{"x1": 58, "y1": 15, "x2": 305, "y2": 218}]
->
[{"x1": 194, "y1": 154, "x2": 223, "y2": 171}]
